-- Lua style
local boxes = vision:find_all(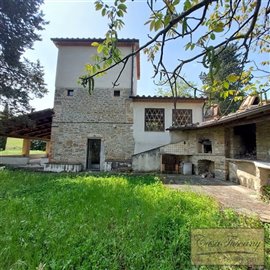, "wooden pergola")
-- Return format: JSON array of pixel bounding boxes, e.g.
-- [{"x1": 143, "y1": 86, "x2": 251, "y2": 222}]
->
[{"x1": 0, "y1": 109, "x2": 53, "y2": 156}]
